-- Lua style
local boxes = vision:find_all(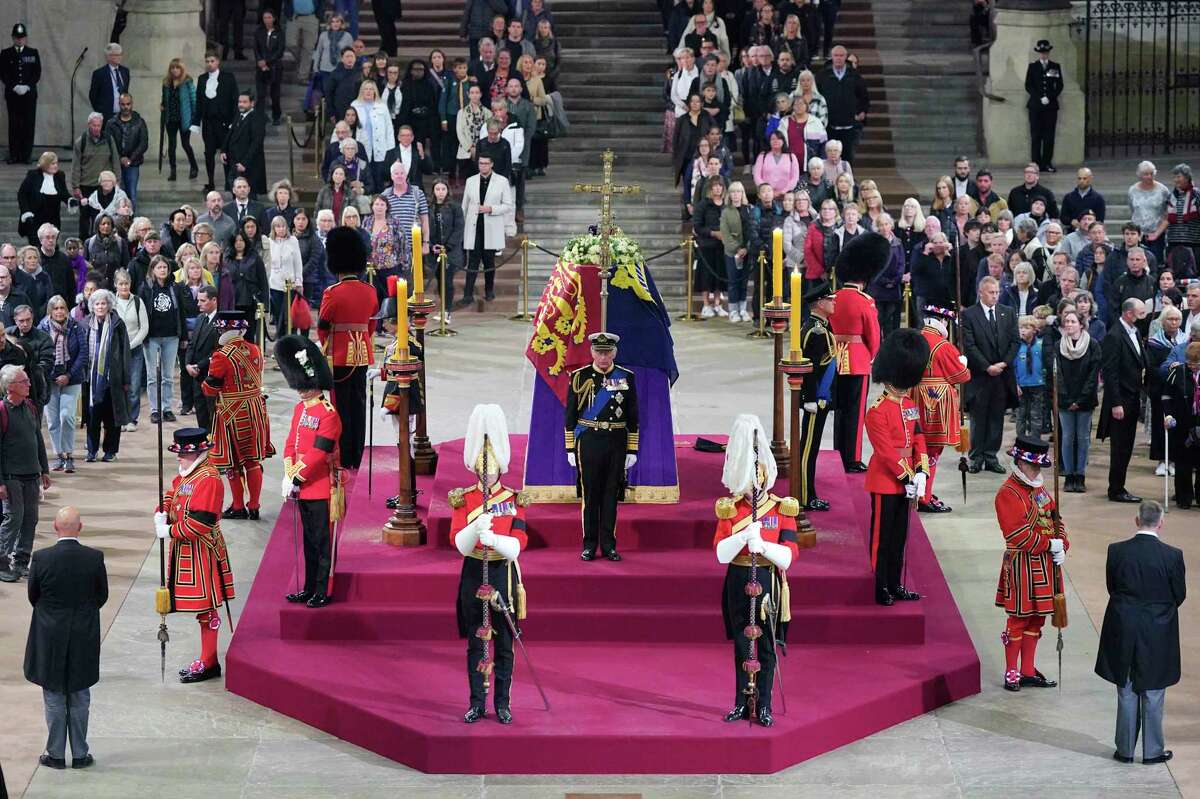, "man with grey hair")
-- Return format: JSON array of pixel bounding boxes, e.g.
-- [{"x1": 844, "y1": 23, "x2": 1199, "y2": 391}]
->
[
  {"x1": 194, "y1": 190, "x2": 235, "y2": 250},
  {"x1": 0, "y1": 363, "x2": 51, "y2": 582},
  {"x1": 87, "y1": 42, "x2": 129, "y2": 122},
  {"x1": 69, "y1": 112, "x2": 120, "y2": 240},
  {"x1": 1095, "y1": 499, "x2": 1184, "y2": 765},
  {"x1": 1166, "y1": 163, "x2": 1200, "y2": 271},
  {"x1": 0, "y1": 264, "x2": 32, "y2": 327},
  {"x1": 1128, "y1": 160, "x2": 1171, "y2": 263},
  {"x1": 1100, "y1": 297, "x2": 1148, "y2": 502}
]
